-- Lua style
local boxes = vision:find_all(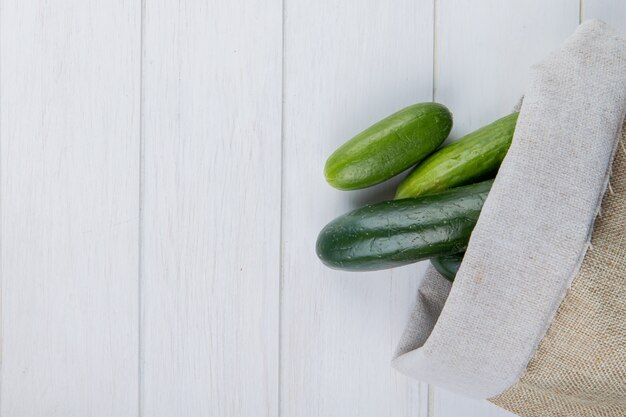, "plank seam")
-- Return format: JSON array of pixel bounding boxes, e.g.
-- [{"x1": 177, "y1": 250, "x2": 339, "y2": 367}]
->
[
  {"x1": 428, "y1": 385, "x2": 434, "y2": 417},
  {"x1": 278, "y1": 0, "x2": 286, "y2": 415},
  {"x1": 389, "y1": 270, "x2": 394, "y2": 417},
  {"x1": 138, "y1": 0, "x2": 146, "y2": 415},
  {"x1": 0, "y1": 0, "x2": 3, "y2": 410},
  {"x1": 579, "y1": 0, "x2": 584, "y2": 23},
  {"x1": 429, "y1": 0, "x2": 438, "y2": 415},
  {"x1": 432, "y1": 0, "x2": 439, "y2": 103}
]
